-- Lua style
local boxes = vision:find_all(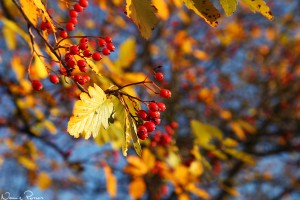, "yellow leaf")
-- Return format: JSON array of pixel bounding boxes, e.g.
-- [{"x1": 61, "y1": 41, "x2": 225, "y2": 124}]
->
[
  {"x1": 224, "y1": 148, "x2": 256, "y2": 165},
  {"x1": 11, "y1": 56, "x2": 25, "y2": 81},
  {"x1": 174, "y1": 165, "x2": 189, "y2": 186},
  {"x1": 115, "y1": 37, "x2": 136, "y2": 69},
  {"x1": 186, "y1": 183, "x2": 210, "y2": 199},
  {"x1": 125, "y1": 0, "x2": 159, "y2": 39},
  {"x1": 241, "y1": 0, "x2": 273, "y2": 20},
  {"x1": 230, "y1": 121, "x2": 246, "y2": 140},
  {"x1": 20, "y1": 0, "x2": 40, "y2": 27},
  {"x1": 124, "y1": 156, "x2": 148, "y2": 176},
  {"x1": 193, "y1": 50, "x2": 210, "y2": 61},
  {"x1": 142, "y1": 148, "x2": 155, "y2": 170},
  {"x1": 152, "y1": 0, "x2": 169, "y2": 20},
  {"x1": 220, "y1": 184, "x2": 240, "y2": 197},
  {"x1": 3, "y1": 26, "x2": 16, "y2": 50},
  {"x1": 32, "y1": 0, "x2": 57, "y2": 32},
  {"x1": 18, "y1": 156, "x2": 36, "y2": 170},
  {"x1": 238, "y1": 119, "x2": 256, "y2": 134},
  {"x1": 222, "y1": 138, "x2": 238, "y2": 147},
  {"x1": 103, "y1": 165, "x2": 117, "y2": 198},
  {"x1": 220, "y1": 0, "x2": 238, "y2": 16},
  {"x1": 129, "y1": 177, "x2": 146, "y2": 199},
  {"x1": 37, "y1": 172, "x2": 52, "y2": 190},
  {"x1": 182, "y1": 0, "x2": 220, "y2": 27},
  {"x1": 219, "y1": 110, "x2": 232, "y2": 120},
  {"x1": 178, "y1": 193, "x2": 190, "y2": 200},
  {"x1": 189, "y1": 161, "x2": 203, "y2": 178},
  {"x1": 43, "y1": 120, "x2": 57, "y2": 134},
  {"x1": 67, "y1": 84, "x2": 114, "y2": 139}
]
